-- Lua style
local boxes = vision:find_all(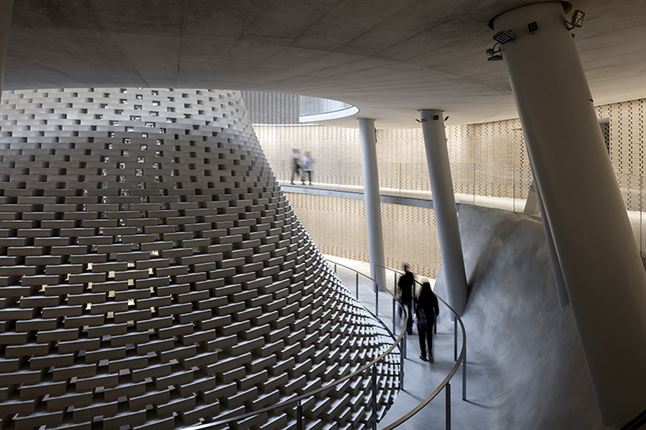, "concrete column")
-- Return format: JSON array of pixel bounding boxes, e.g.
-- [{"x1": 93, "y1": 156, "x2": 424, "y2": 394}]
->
[
  {"x1": 0, "y1": 0, "x2": 13, "y2": 102},
  {"x1": 358, "y1": 118, "x2": 387, "y2": 291},
  {"x1": 419, "y1": 109, "x2": 468, "y2": 315},
  {"x1": 492, "y1": 2, "x2": 646, "y2": 426}
]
